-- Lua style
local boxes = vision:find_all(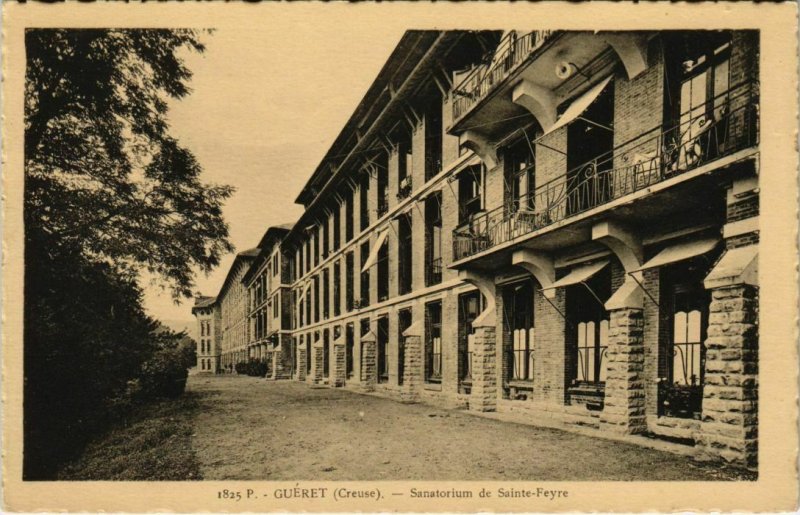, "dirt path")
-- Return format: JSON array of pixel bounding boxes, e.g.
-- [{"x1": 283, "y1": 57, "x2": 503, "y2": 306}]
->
[{"x1": 188, "y1": 375, "x2": 747, "y2": 481}]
